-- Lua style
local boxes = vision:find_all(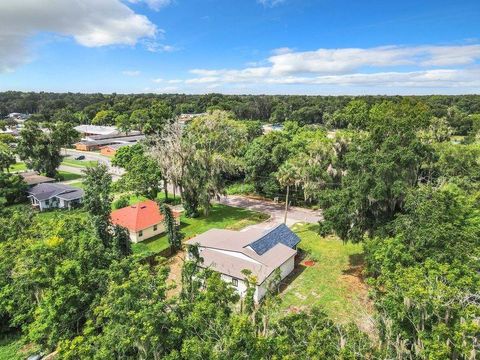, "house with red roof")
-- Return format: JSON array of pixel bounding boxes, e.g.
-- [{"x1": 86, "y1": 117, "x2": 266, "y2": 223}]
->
[{"x1": 110, "y1": 200, "x2": 180, "y2": 243}]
